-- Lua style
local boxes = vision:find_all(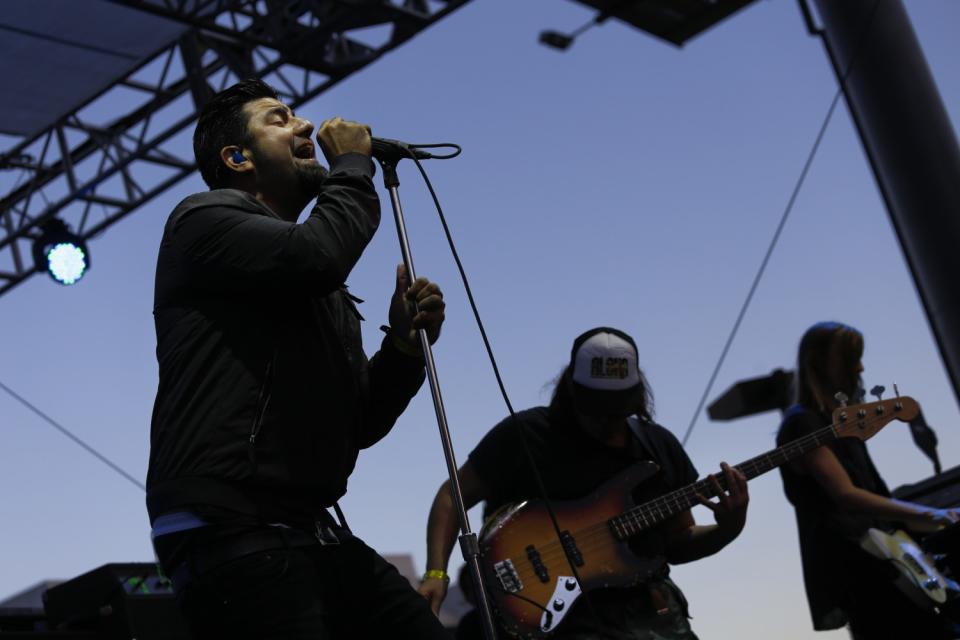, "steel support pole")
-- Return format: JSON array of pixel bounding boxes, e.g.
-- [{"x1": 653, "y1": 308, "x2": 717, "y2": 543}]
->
[{"x1": 809, "y1": 0, "x2": 960, "y2": 409}]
